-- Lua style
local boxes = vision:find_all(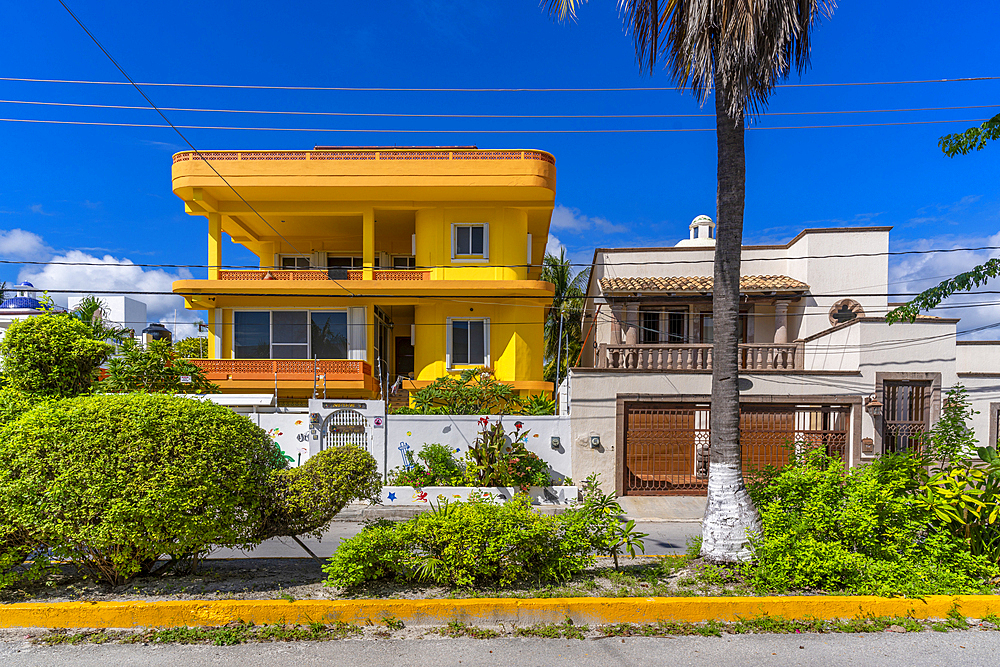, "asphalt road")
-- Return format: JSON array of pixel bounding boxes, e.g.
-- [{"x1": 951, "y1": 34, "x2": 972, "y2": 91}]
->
[
  {"x1": 207, "y1": 520, "x2": 702, "y2": 559},
  {"x1": 3, "y1": 633, "x2": 998, "y2": 666}
]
